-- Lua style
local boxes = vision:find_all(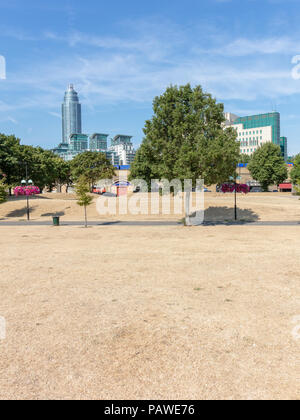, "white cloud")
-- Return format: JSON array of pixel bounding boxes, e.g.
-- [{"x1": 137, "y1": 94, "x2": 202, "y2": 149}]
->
[
  {"x1": 48, "y1": 111, "x2": 61, "y2": 119},
  {"x1": 1, "y1": 21, "x2": 300, "y2": 113},
  {"x1": 206, "y1": 37, "x2": 300, "y2": 56}
]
